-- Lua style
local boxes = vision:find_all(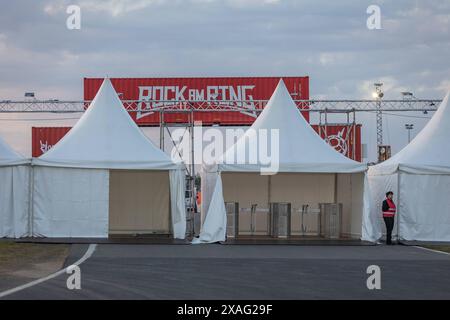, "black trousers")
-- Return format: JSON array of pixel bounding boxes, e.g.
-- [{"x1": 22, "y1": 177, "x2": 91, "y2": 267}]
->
[{"x1": 383, "y1": 216, "x2": 395, "y2": 244}]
